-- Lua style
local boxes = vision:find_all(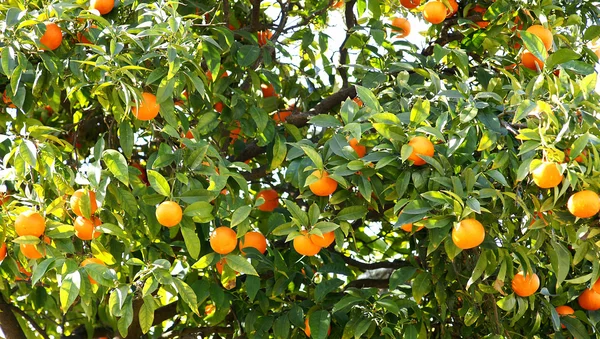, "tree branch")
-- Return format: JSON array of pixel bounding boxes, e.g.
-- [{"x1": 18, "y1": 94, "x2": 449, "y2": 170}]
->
[
  {"x1": 338, "y1": 0, "x2": 357, "y2": 88},
  {"x1": 250, "y1": 0, "x2": 261, "y2": 32},
  {"x1": 345, "y1": 278, "x2": 389, "y2": 289},
  {"x1": 9, "y1": 305, "x2": 50, "y2": 339},
  {"x1": 0, "y1": 295, "x2": 27, "y2": 339},
  {"x1": 162, "y1": 326, "x2": 235, "y2": 338}
]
